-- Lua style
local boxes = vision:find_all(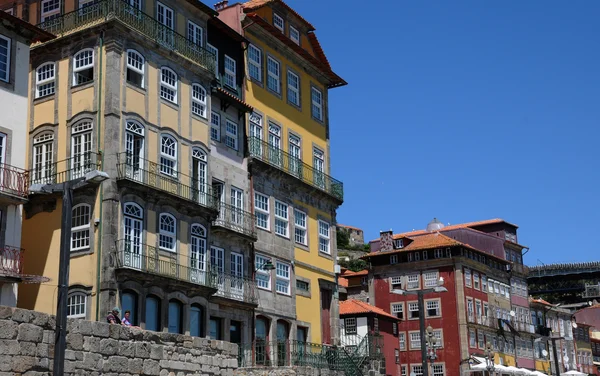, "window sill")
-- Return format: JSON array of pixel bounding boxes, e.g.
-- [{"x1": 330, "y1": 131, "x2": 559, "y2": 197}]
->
[
  {"x1": 160, "y1": 99, "x2": 179, "y2": 110},
  {"x1": 249, "y1": 78, "x2": 263, "y2": 88},
  {"x1": 276, "y1": 291, "x2": 291, "y2": 297},
  {"x1": 257, "y1": 286, "x2": 272, "y2": 292},
  {"x1": 256, "y1": 227, "x2": 270, "y2": 233},
  {"x1": 126, "y1": 82, "x2": 146, "y2": 94},
  {"x1": 295, "y1": 242, "x2": 309, "y2": 252},
  {"x1": 33, "y1": 94, "x2": 56, "y2": 104},
  {"x1": 318, "y1": 251, "x2": 333, "y2": 260},
  {"x1": 72, "y1": 81, "x2": 94, "y2": 93},
  {"x1": 70, "y1": 248, "x2": 93, "y2": 258},
  {"x1": 274, "y1": 233, "x2": 290, "y2": 241},
  {"x1": 287, "y1": 100, "x2": 302, "y2": 113},
  {"x1": 191, "y1": 113, "x2": 208, "y2": 123},
  {"x1": 296, "y1": 290, "x2": 310, "y2": 298},
  {"x1": 0, "y1": 79, "x2": 14, "y2": 92},
  {"x1": 267, "y1": 88, "x2": 282, "y2": 100},
  {"x1": 311, "y1": 115, "x2": 324, "y2": 125}
]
